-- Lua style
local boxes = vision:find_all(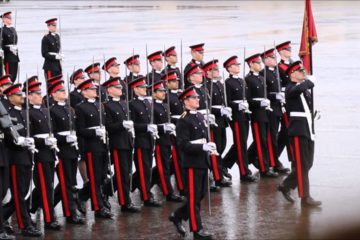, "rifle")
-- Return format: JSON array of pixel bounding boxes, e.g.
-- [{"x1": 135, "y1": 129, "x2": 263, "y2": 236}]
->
[
  {"x1": 163, "y1": 45, "x2": 171, "y2": 123},
  {"x1": 58, "y1": 16, "x2": 63, "y2": 70},
  {"x1": 263, "y1": 45, "x2": 273, "y2": 112},
  {"x1": 102, "y1": 55, "x2": 115, "y2": 196},
  {"x1": 180, "y1": 39, "x2": 184, "y2": 91},
  {"x1": 242, "y1": 47, "x2": 252, "y2": 114},
  {"x1": 66, "y1": 73, "x2": 78, "y2": 150}
]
